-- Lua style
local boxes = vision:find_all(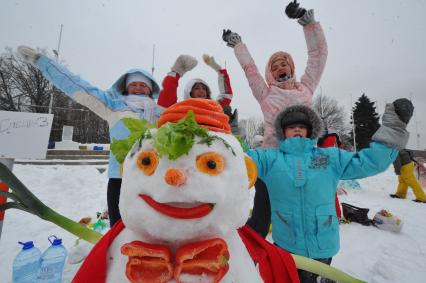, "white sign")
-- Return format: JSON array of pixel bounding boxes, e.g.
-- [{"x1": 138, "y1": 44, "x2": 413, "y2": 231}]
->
[
  {"x1": 0, "y1": 111, "x2": 53, "y2": 159},
  {"x1": 62, "y1": 125, "x2": 74, "y2": 141}
]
